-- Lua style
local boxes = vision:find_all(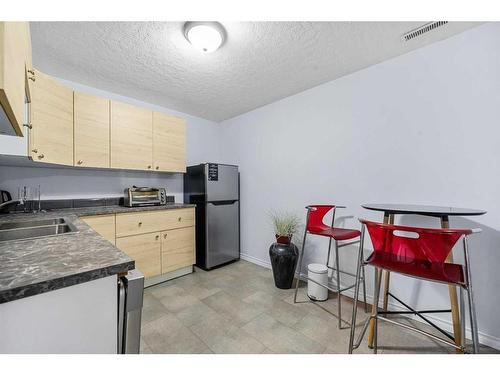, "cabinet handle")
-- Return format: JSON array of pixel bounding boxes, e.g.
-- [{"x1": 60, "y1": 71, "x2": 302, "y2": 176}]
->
[
  {"x1": 38, "y1": 154, "x2": 44, "y2": 159},
  {"x1": 163, "y1": 234, "x2": 167, "y2": 239},
  {"x1": 77, "y1": 160, "x2": 83, "y2": 165},
  {"x1": 147, "y1": 165, "x2": 152, "y2": 169},
  {"x1": 138, "y1": 222, "x2": 143, "y2": 226},
  {"x1": 23, "y1": 123, "x2": 32, "y2": 129},
  {"x1": 155, "y1": 235, "x2": 159, "y2": 240},
  {"x1": 155, "y1": 166, "x2": 159, "y2": 170},
  {"x1": 27, "y1": 69, "x2": 35, "y2": 75},
  {"x1": 28, "y1": 76, "x2": 36, "y2": 82},
  {"x1": 32, "y1": 149, "x2": 38, "y2": 153},
  {"x1": 178, "y1": 217, "x2": 182, "y2": 222}
]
